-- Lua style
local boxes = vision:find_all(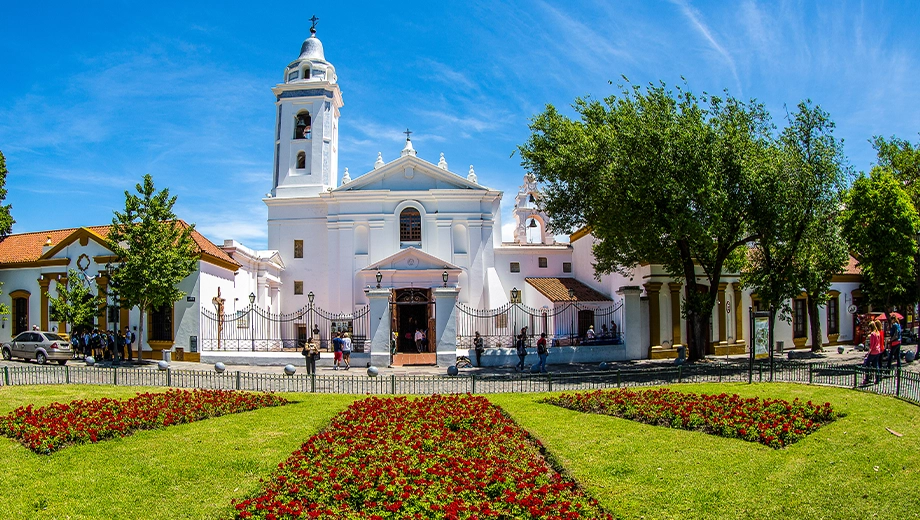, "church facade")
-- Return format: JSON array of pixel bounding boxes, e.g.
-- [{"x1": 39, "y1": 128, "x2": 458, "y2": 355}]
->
[{"x1": 0, "y1": 25, "x2": 866, "y2": 365}]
